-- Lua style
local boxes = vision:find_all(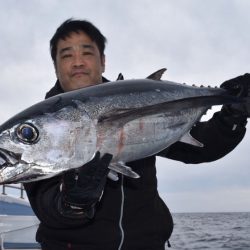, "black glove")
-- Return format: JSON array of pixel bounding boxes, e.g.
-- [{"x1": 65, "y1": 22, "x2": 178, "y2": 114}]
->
[
  {"x1": 220, "y1": 73, "x2": 250, "y2": 117},
  {"x1": 58, "y1": 152, "x2": 112, "y2": 219}
]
